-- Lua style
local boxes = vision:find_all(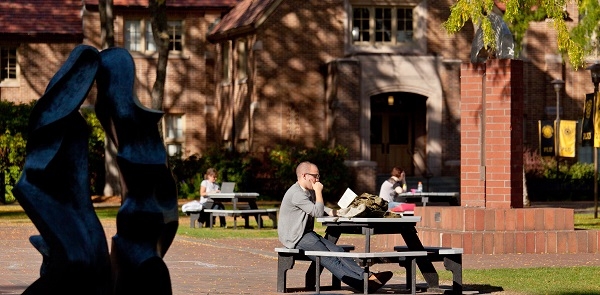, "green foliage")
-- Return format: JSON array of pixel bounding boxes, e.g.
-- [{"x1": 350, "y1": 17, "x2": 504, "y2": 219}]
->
[
  {"x1": 444, "y1": 0, "x2": 590, "y2": 68},
  {"x1": 169, "y1": 144, "x2": 350, "y2": 202},
  {"x1": 267, "y1": 144, "x2": 350, "y2": 202},
  {"x1": 0, "y1": 100, "x2": 34, "y2": 204},
  {"x1": 169, "y1": 146, "x2": 263, "y2": 200},
  {"x1": 524, "y1": 149, "x2": 598, "y2": 201},
  {"x1": 81, "y1": 108, "x2": 106, "y2": 196},
  {"x1": 0, "y1": 131, "x2": 26, "y2": 203}
]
